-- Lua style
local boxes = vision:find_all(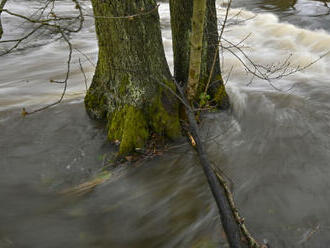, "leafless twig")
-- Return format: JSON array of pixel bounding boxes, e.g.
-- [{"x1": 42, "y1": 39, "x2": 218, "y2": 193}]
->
[
  {"x1": 23, "y1": 27, "x2": 73, "y2": 115},
  {"x1": 79, "y1": 58, "x2": 88, "y2": 92},
  {"x1": 204, "y1": 0, "x2": 232, "y2": 95},
  {"x1": 0, "y1": 0, "x2": 8, "y2": 39},
  {"x1": 84, "y1": 4, "x2": 159, "y2": 20}
]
